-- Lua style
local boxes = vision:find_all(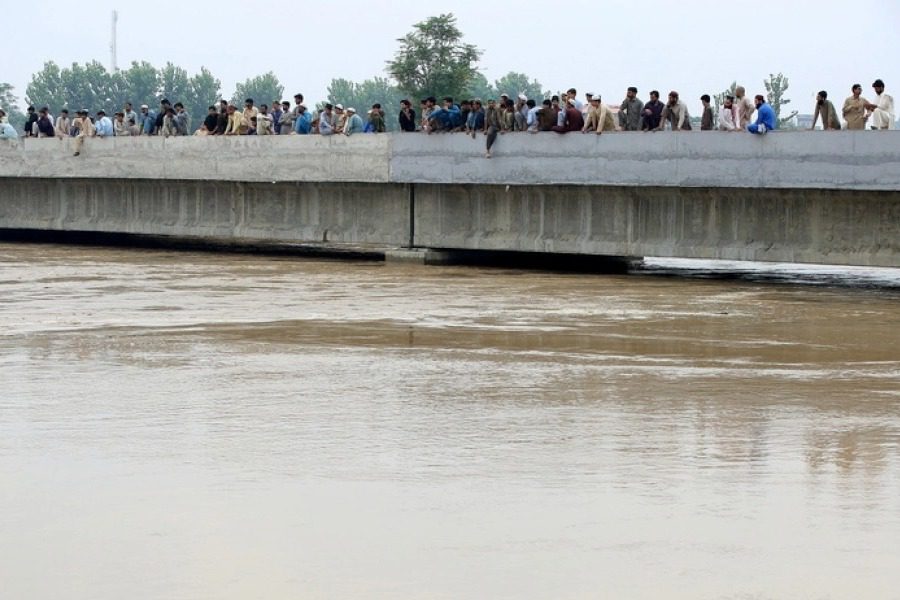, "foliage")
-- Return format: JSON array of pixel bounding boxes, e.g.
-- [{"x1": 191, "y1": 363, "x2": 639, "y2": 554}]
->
[
  {"x1": 24, "y1": 60, "x2": 223, "y2": 127},
  {"x1": 188, "y1": 67, "x2": 222, "y2": 121},
  {"x1": 492, "y1": 72, "x2": 547, "y2": 101},
  {"x1": 463, "y1": 72, "x2": 494, "y2": 101},
  {"x1": 325, "y1": 77, "x2": 405, "y2": 131},
  {"x1": 387, "y1": 13, "x2": 481, "y2": 101},
  {"x1": 0, "y1": 82, "x2": 26, "y2": 131},
  {"x1": 764, "y1": 72, "x2": 797, "y2": 128},
  {"x1": 231, "y1": 72, "x2": 284, "y2": 108}
]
